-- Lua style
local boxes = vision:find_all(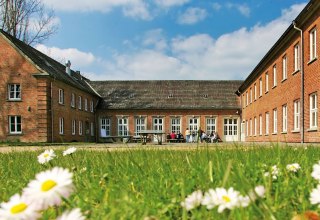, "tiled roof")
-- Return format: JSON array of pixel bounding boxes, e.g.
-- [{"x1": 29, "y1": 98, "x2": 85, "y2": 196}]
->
[
  {"x1": 90, "y1": 80, "x2": 243, "y2": 110},
  {"x1": 0, "y1": 29, "x2": 98, "y2": 96}
]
